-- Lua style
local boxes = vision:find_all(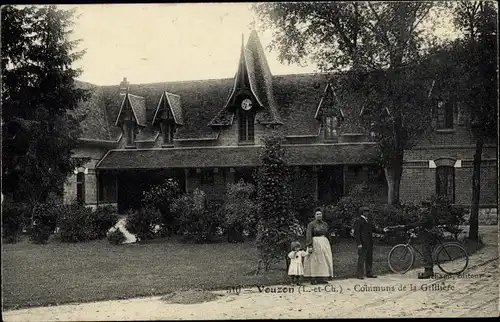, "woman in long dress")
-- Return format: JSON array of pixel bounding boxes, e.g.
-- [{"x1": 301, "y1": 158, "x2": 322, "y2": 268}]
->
[{"x1": 303, "y1": 207, "x2": 334, "y2": 284}]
